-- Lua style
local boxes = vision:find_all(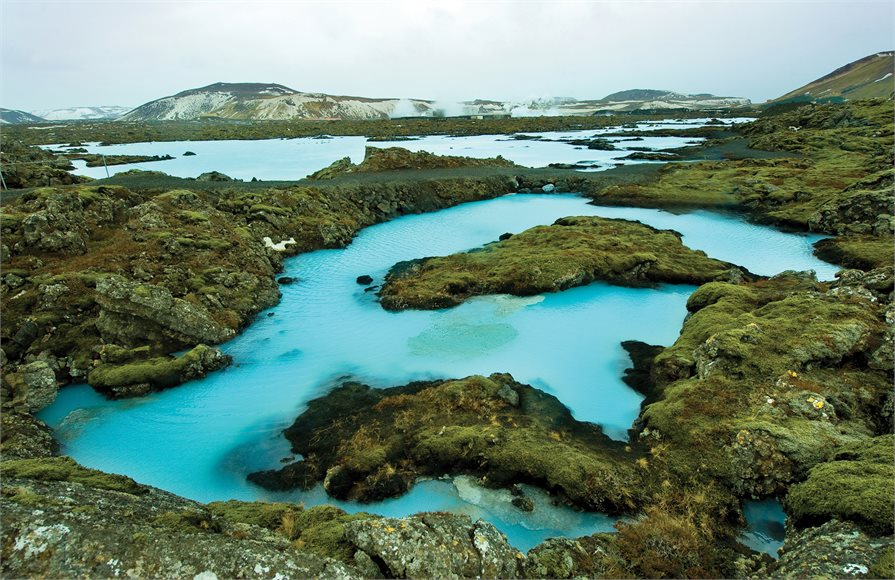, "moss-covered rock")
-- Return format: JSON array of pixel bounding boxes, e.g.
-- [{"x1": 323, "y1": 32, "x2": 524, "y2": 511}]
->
[
  {"x1": 88, "y1": 343, "x2": 231, "y2": 398},
  {"x1": 523, "y1": 534, "x2": 631, "y2": 578},
  {"x1": 785, "y1": 435, "x2": 895, "y2": 535},
  {"x1": 309, "y1": 146, "x2": 518, "y2": 179},
  {"x1": 249, "y1": 374, "x2": 644, "y2": 513},
  {"x1": 0, "y1": 456, "x2": 145, "y2": 495},
  {"x1": 344, "y1": 512, "x2": 522, "y2": 578},
  {"x1": 379, "y1": 216, "x2": 750, "y2": 310},
  {"x1": 755, "y1": 519, "x2": 893, "y2": 579},
  {"x1": 1, "y1": 464, "x2": 356, "y2": 579},
  {"x1": 638, "y1": 273, "x2": 891, "y2": 497}
]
